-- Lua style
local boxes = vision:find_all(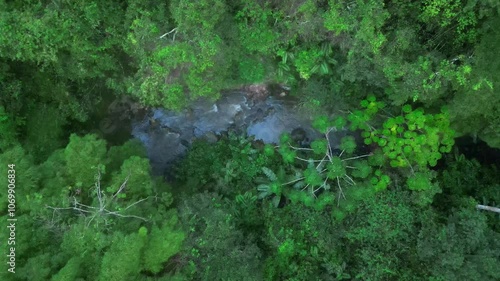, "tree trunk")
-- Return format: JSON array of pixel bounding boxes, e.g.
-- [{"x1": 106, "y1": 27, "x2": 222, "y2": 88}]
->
[{"x1": 476, "y1": 204, "x2": 500, "y2": 214}]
